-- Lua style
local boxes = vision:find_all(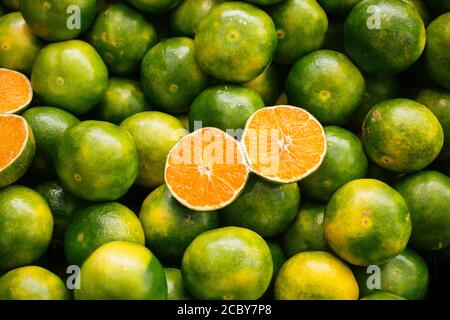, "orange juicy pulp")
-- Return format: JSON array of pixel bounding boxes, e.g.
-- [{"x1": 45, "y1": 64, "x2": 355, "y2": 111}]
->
[
  {"x1": 0, "y1": 114, "x2": 28, "y2": 170},
  {"x1": 0, "y1": 68, "x2": 33, "y2": 114},
  {"x1": 242, "y1": 105, "x2": 326, "y2": 183},
  {"x1": 165, "y1": 127, "x2": 249, "y2": 210}
]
